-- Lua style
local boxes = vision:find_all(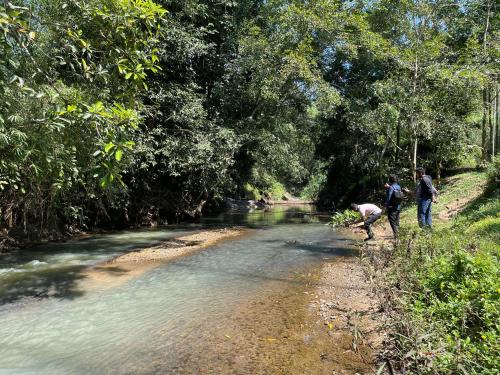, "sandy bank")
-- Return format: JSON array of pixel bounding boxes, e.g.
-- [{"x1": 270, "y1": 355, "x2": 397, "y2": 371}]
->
[
  {"x1": 112, "y1": 227, "x2": 246, "y2": 263},
  {"x1": 80, "y1": 227, "x2": 248, "y2": 290},
  {"x1": 309, "y1": 229, "x2": 388, "y2": 374}
]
